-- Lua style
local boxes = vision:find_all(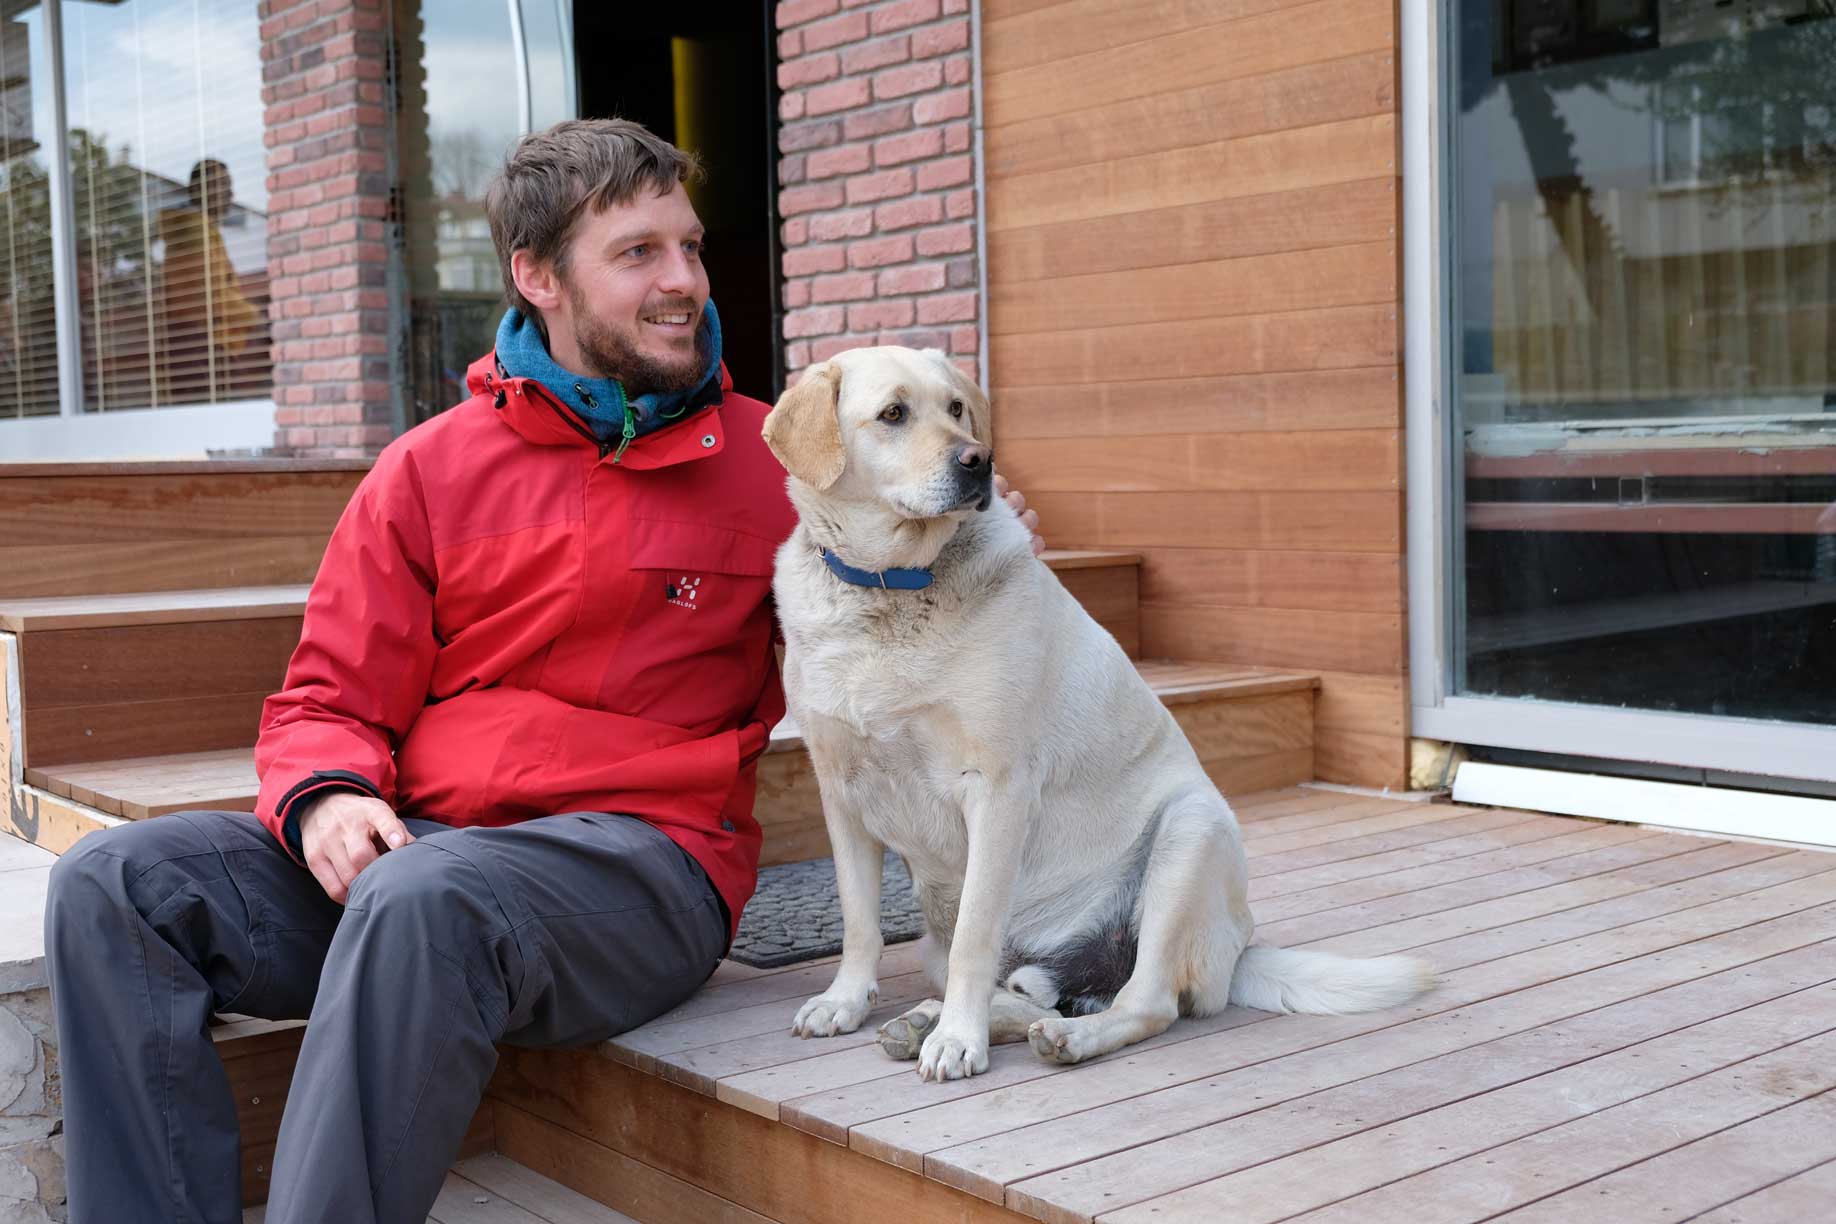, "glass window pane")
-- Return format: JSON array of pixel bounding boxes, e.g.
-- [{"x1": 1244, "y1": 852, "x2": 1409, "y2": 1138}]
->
[
  {"x1": 520, "y1": 0, "x2": 574, "y2": 133},
  {"x1": 1451, "y1": 2, "x2": 1836, "y2": 727},
  {"x1": 398, "y1": 0, "x2": 574, "y2": 424},
  {"x1": 60, "y1": 0, "x2": 270, "y2": 411},
  {"x1": 0, "y1": 5, "x2": 59, "y2": 420}
]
